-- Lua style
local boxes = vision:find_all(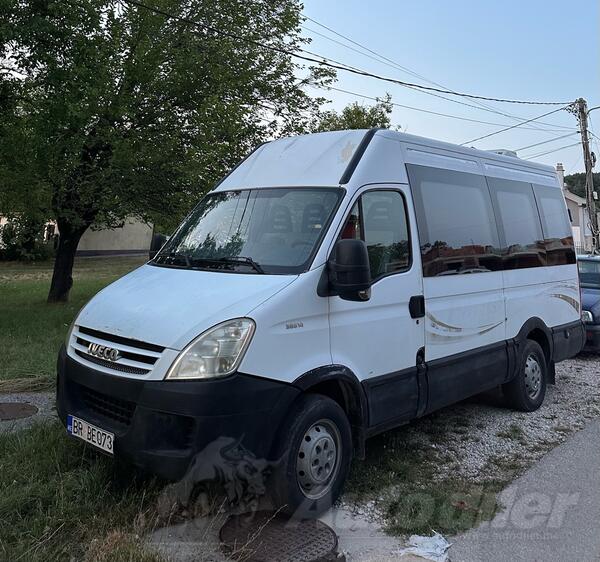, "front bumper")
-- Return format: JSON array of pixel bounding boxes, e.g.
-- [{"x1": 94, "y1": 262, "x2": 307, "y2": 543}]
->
[
  {"x1": 584, "y1": 323, "x2": 600, "y2": 351},
  {"x1": 56, "y1": 345, "x2": 300, "y2": 480}
]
